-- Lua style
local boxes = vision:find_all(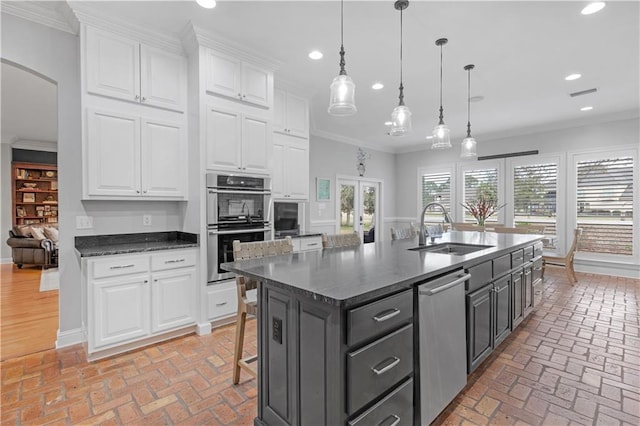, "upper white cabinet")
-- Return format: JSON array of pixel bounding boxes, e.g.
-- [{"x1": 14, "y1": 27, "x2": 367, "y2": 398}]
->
[
  {"x1": 272, "y1": 133, "x2": 309, "y2": 200},
  {"x1": 85, "y1": 26, "x2": 186, "y2": 112},
  {"x1": 206, "y1": 49, "x2": 273, "y2": 109},
  {"x1": 206, "y1": 105, "x2": 271, "y2": 174},
  {"x1": 86, "y1": 109, "x2": 185, "y2": 199},
  {"x1": 274, "y1": 89, "x2": 309, "y2": 138}
]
